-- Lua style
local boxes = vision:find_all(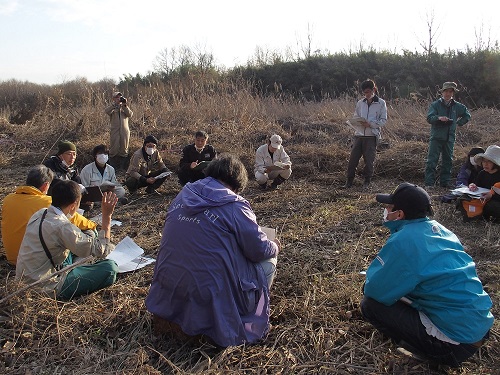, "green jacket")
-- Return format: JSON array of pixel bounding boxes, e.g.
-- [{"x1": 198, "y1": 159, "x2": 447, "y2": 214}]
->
[{"x1": 426, "y1": 98, "x2": 471, "y2": 142}]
